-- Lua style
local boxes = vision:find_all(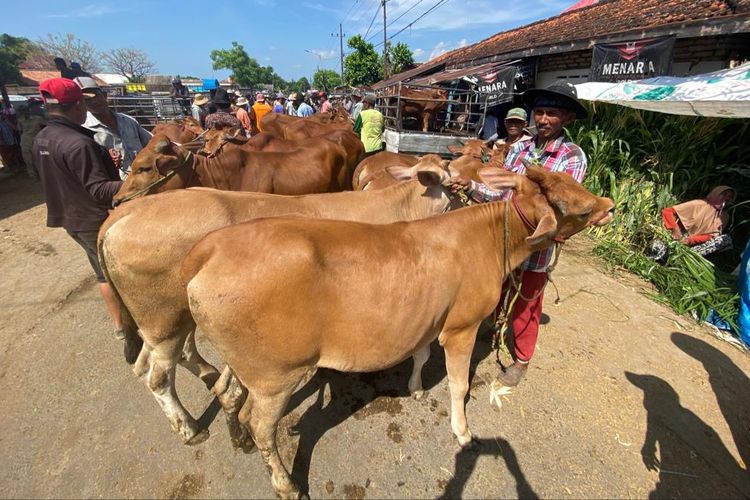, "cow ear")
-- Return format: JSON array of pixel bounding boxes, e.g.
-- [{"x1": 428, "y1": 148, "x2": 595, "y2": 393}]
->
[
  {"x1": 385, "y1": 165, "x2": 413, "y2": 181},
  {"x1": 524, "y1": 165, "x2": 552, "y2": 187},
  {"x1": 526, "y1": 198, "x2": 558, "y2": 246},
  {"x1": 477, "y1": 167, "x2": 521, "y2": 190},
  {"x1": 447, "y1": 144, "x2": 463, "y2": 154},
  {"x1": 416, "y1": 170, "x2": 441, "y2": 187}
]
